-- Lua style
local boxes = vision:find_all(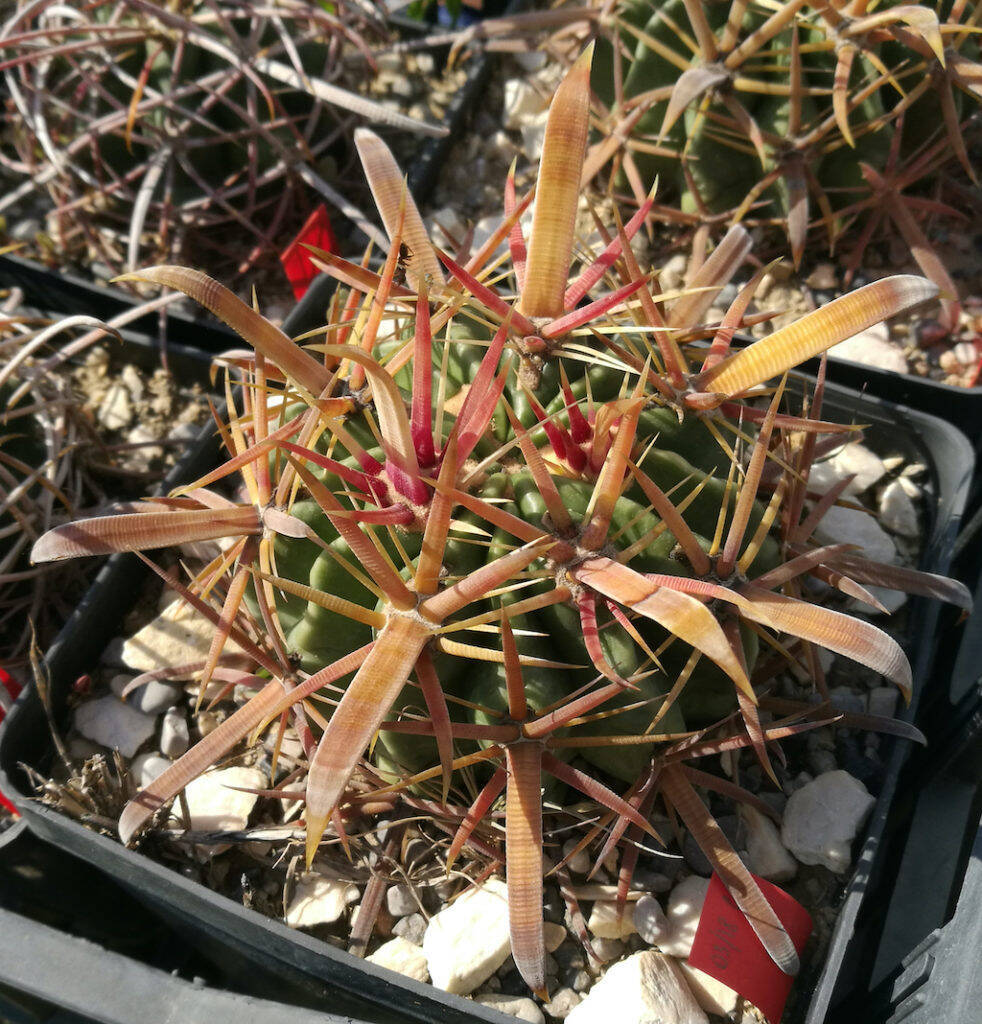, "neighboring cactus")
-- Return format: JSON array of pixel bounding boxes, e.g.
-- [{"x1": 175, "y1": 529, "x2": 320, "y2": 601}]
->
[
  {"x1": 0, "y1": 0, "x2": 446, "y2": 278},
  {"x1": 475, "y1": 0, "x2": 980, "y2": 330},
  {"x1": 32, "y1": 50, "x2": 971, "y2": 997}
]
